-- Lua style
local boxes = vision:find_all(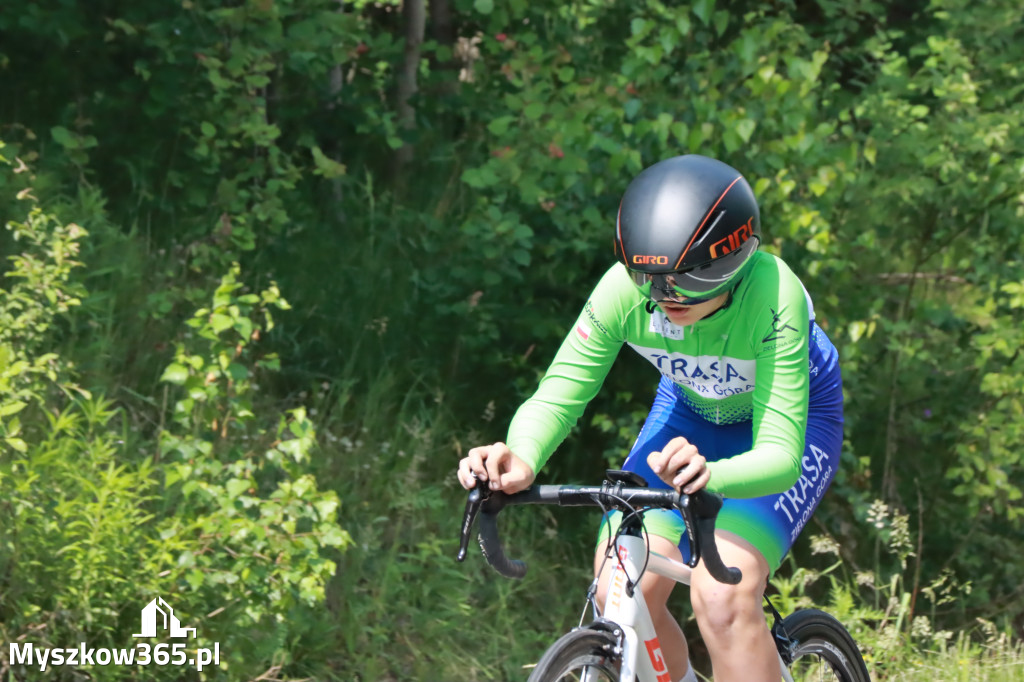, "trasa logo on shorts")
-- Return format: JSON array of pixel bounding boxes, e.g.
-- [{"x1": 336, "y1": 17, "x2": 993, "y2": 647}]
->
[{"x1": 632, "y1": 254, "x2": 669, "y2": 265}]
